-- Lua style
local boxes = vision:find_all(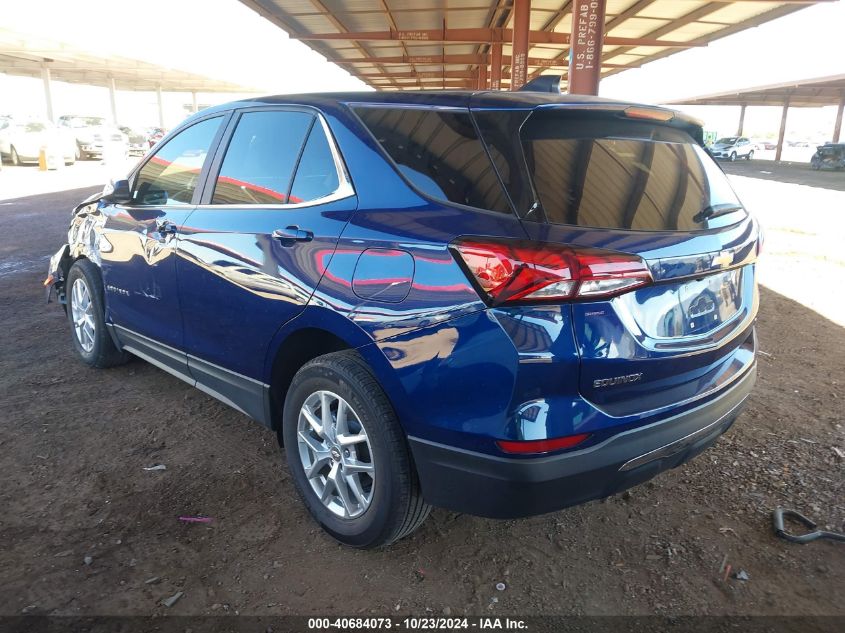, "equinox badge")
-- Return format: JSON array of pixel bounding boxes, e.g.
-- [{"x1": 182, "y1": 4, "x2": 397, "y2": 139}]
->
[{"x1": 593, "y1": 372, "x2": 643, "y2": 388}]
